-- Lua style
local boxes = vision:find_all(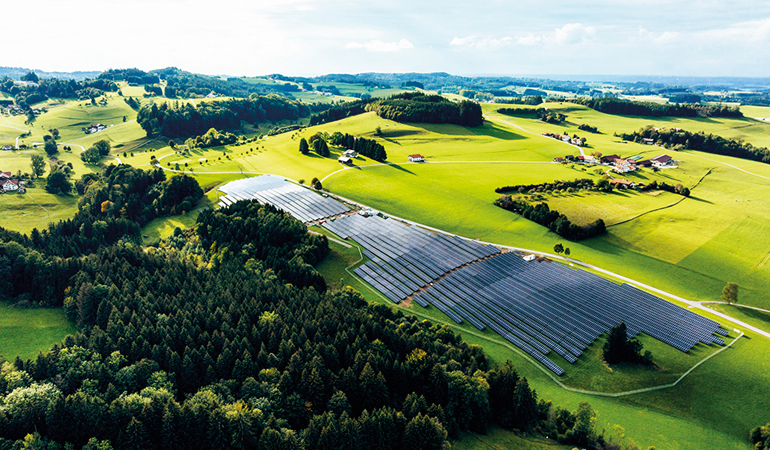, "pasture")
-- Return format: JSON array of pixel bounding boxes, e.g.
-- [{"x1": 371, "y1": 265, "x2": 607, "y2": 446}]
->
[{"x1": 0, "y1": 300, "x2": 76, "y2": 361}]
